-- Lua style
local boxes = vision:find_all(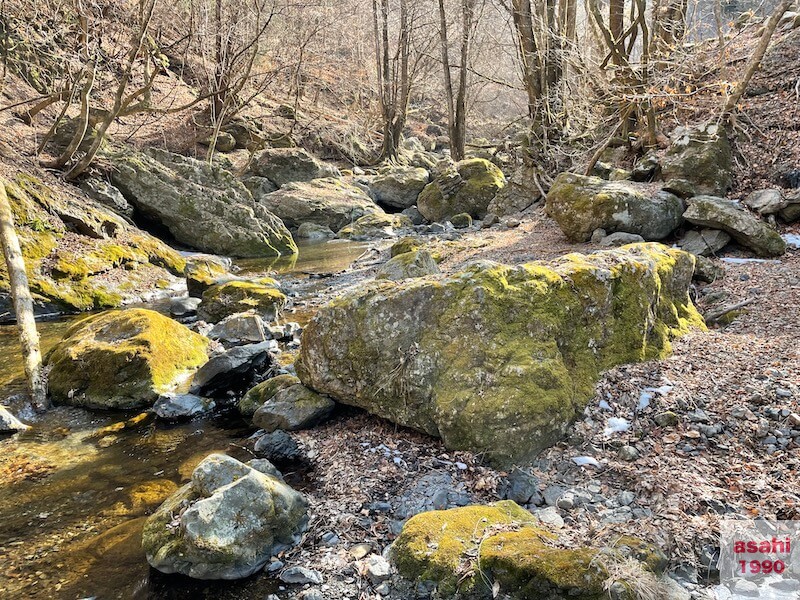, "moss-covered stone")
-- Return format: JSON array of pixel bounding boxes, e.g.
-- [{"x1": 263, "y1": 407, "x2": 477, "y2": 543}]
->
[
  {"x1": 297, "y1": 243, "x2": 704, "y2": 465},
  {"x1": 390, "y1": 236, "x2": 424, "y2": 257},
  {"x1": 392, "y1": 502, "x2": 662, "y2": 599},
  {"x1": 337, "y1": 212, "x2": 412, "y2": 240},
  {"x1": 375, "y1": 249, "x2": 439, "y2": 281},
  {"x1": 417, "y1": 158, "x2": 506, "y2": 222},
  {"x1": 198, "y1": 280, "x2": 287, "y2": 323},
  {"x1": 184, "y1": 256, "x2": 230, "y2": 298},
  {"x1": 239, "y1": 374, "x2": 300, "y2": 416},
  {"x1": 662, "y1": 122, "x2": 732, "y2": 197},
  {"x1": 47, "y1": 308, "x2": 210, "y2": 409}
]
